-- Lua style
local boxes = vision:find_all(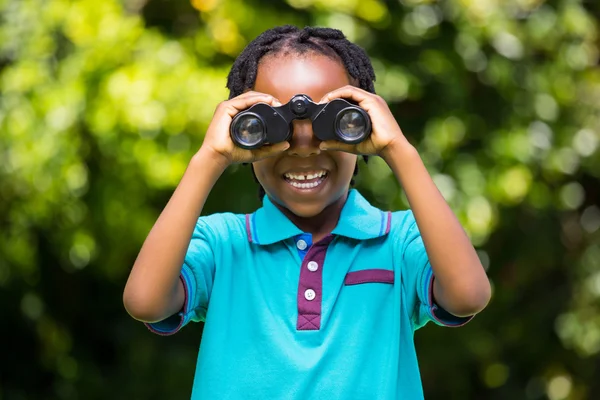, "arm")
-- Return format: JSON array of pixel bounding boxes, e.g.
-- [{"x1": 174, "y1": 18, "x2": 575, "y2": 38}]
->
[
  {"x1": 123, "y1": 150, "x2": 227, "y2": 322},
  {"x1": 320, "y1": 85, "x2": 491, "y2": 318},
  {"x1": 381, "y1": 143, "x2": 491, "y2": 317},
  {"x1": 123, "y1": 92, "x2": 289, "y2": 323}
]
